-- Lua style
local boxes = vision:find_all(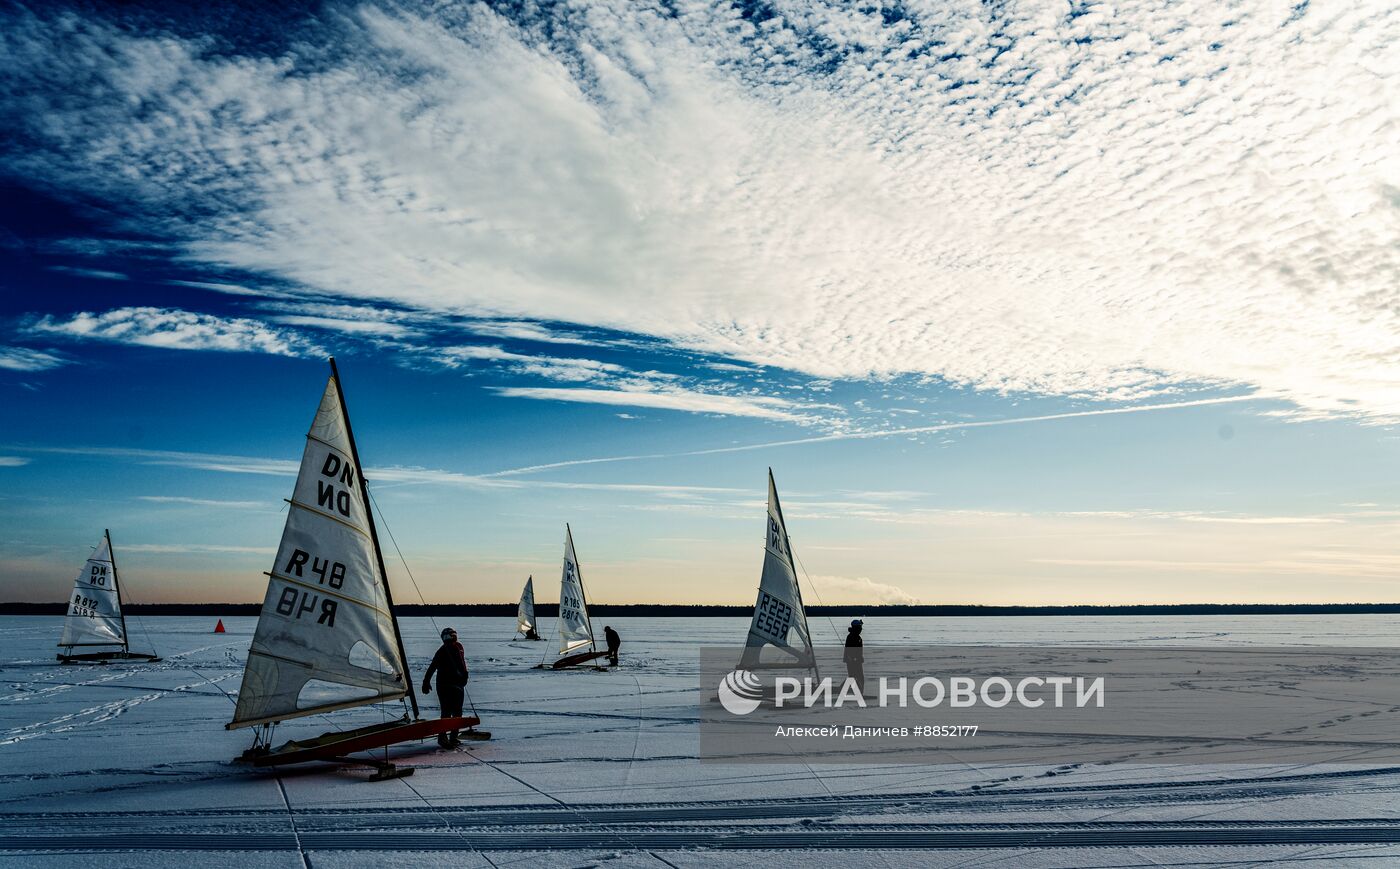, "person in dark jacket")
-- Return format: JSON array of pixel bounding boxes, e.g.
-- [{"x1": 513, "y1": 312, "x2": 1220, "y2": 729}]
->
[
  {"x1": 603, "y1": 625, "x2": 621, "y2": 666},
  {"x1": 844, "y1": 619, "x2": 865, "y2": 694},
  {"x1": 422, "y1": 626, "x2": 469, "y2": 747}
]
